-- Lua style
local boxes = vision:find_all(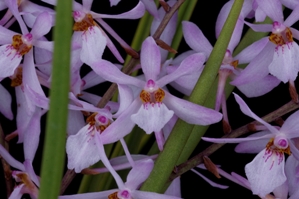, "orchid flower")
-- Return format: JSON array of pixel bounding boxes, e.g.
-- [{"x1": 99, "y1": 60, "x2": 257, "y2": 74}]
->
[
  {"x1": 202, "y1": 93, "x2": 299, "y2": 197},
  {"x1": 180, "y1": 18, "x2": 279, "y2": 133},
  {"x1": 42, "y1": 0, "x2": 145, "y2": 64},
  {"x1": 231, "y1": 0, "x2": 299, "y2": 102},
  {"x1": 0, "y1": 145, "x2": 40, "y2": 199},
  {"x1": 89, "y1": 36, "x2": 222, "y2": 150},
  {"x1": 60, "y1": 135, "x2": 181, "y2": 199}
]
